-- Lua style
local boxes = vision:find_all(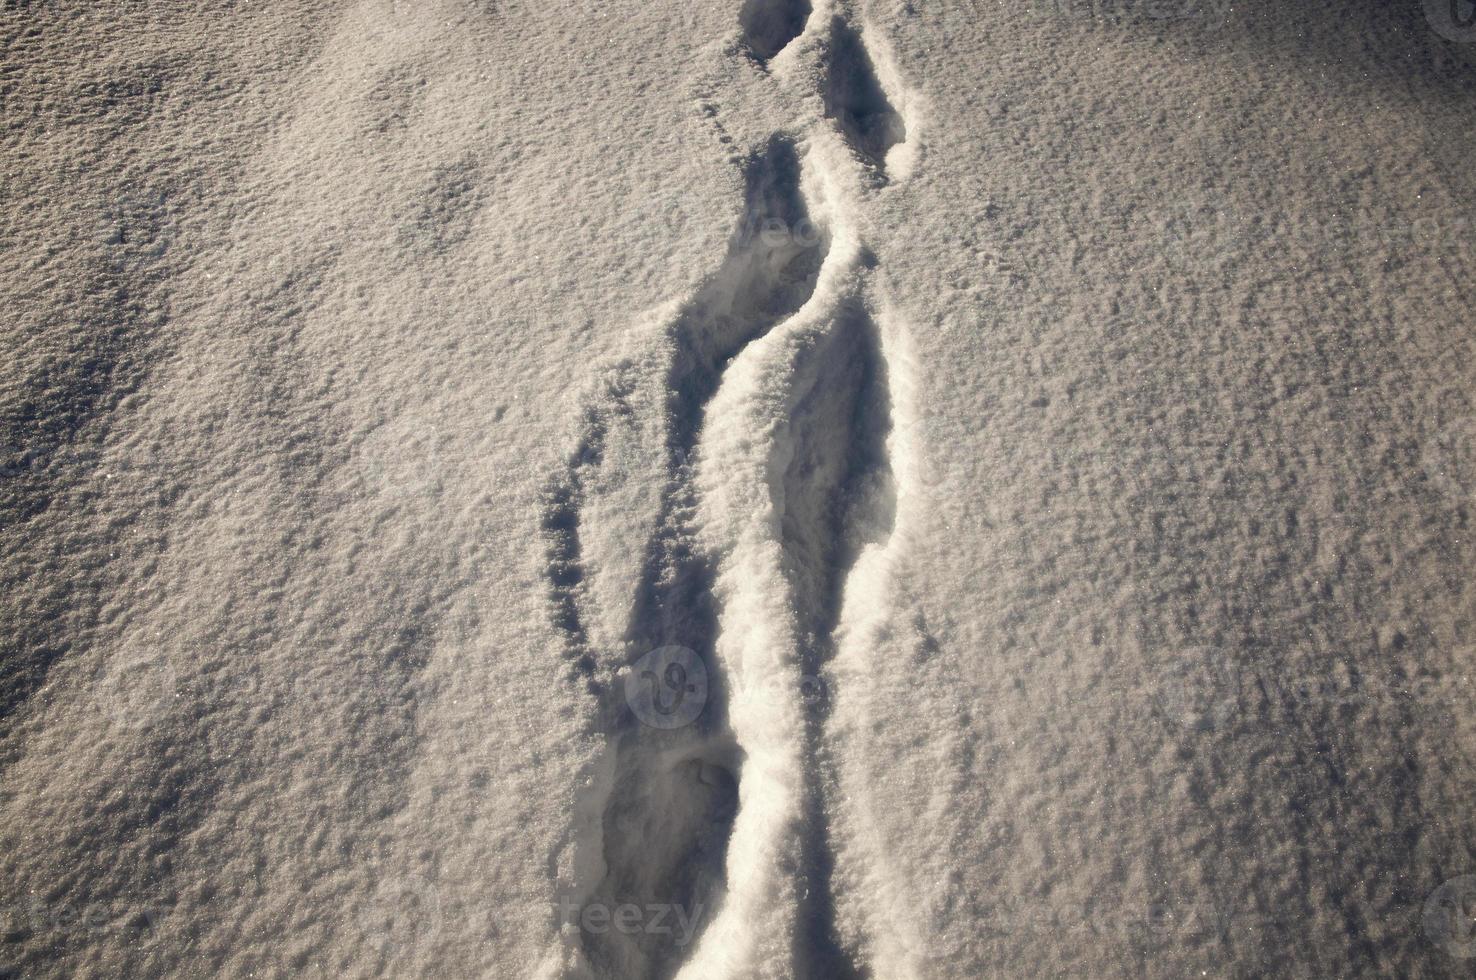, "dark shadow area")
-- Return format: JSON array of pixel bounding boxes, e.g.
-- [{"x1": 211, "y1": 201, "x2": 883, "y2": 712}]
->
[
  {"x1": 546, "y1": 137, "x2": 833, "y2": 980},
  {"x1": 740, "y1": 0, "x2": 812, "y2": 63},
  {"x1": 663, "y1": 135, "x2": 829, "y2": 470},
  {"x1": 778, "y1": 300, "x2": 896, "y2": 980},
  {"x1": 582, "y1": 746, "x2": 740, "y2": 980},
  {"x1": 823, "y1": 18, "x2": 907, "y2": 181}
]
